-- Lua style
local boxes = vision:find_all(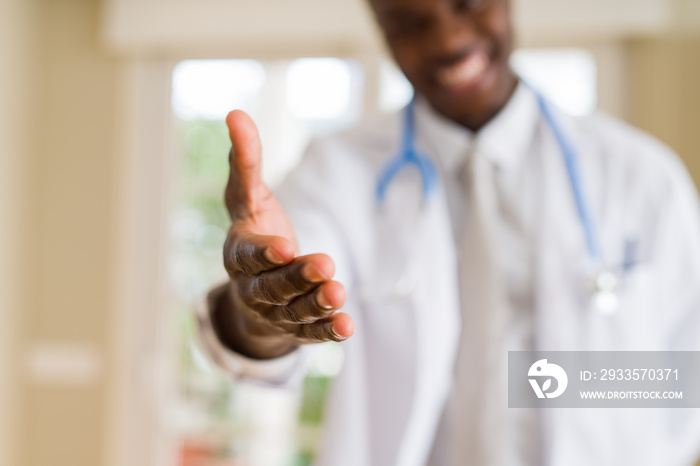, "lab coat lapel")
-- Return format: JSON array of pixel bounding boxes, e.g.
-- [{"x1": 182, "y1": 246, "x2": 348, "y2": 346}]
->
[
  {"x1": 535, "y1": 112, "x2": 589, "y2": 465},
  {"x1": 362, "y1": 177, "x2": 419, "y2": 466},
  {"x1": 535, "y1": 114, "x2": 588, "y2": 354},
  {"x1": 396, "y1": 181, "x2": 461, "y2": 466},
  {"x1": 360, "y1": 159, "x2": 460, "y2": 466}
]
